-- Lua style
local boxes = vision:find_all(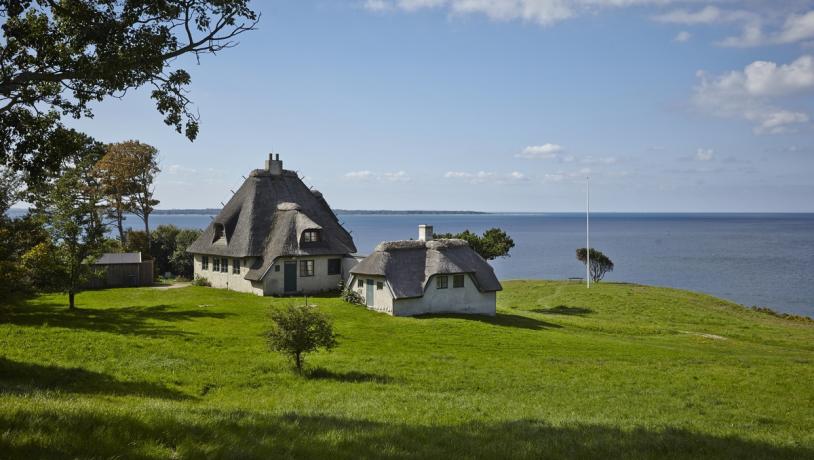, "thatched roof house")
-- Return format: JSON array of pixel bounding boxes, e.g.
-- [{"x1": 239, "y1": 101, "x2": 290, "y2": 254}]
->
[
  {"x1": 188, "y1": 154, "x2": 357, "y2": 295},
  {"x1": 349, "y1": 225, "x2": 501, "y2": 316}
]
